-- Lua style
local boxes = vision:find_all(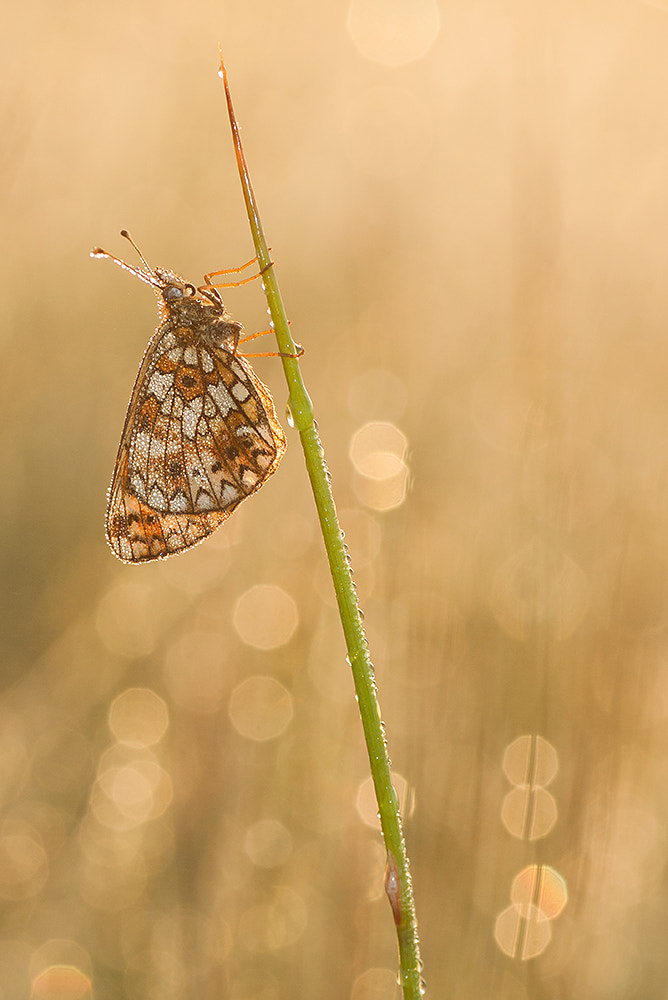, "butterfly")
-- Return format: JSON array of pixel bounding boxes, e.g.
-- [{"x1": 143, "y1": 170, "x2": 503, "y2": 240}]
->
[{"x1": 91, "y1": 231, "x2": 287, "y2": 563}]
